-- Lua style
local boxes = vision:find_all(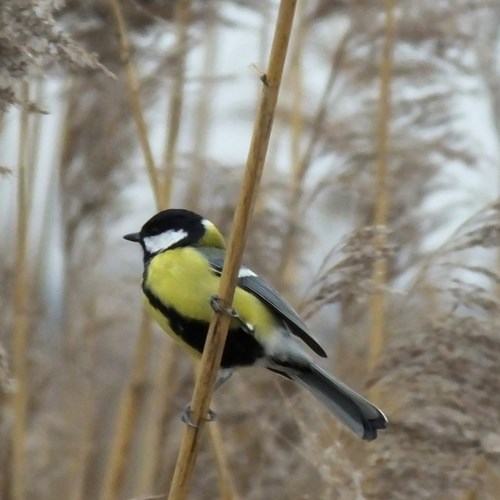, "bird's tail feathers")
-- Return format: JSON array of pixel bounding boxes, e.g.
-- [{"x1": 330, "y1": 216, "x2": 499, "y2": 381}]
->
[{"x1": 292, "y1": 363, "x2": 387, "y2": 441}]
